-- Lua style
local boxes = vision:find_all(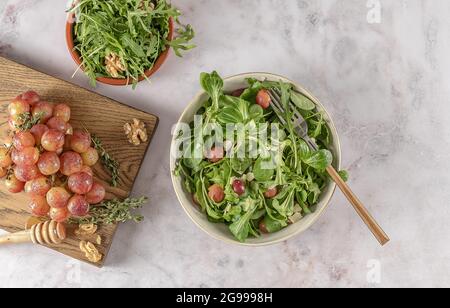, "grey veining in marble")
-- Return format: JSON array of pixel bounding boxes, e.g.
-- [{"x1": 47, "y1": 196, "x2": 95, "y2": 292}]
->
[{"x1": 1, "y1": 0, "x2": 449, "y2": 288}]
